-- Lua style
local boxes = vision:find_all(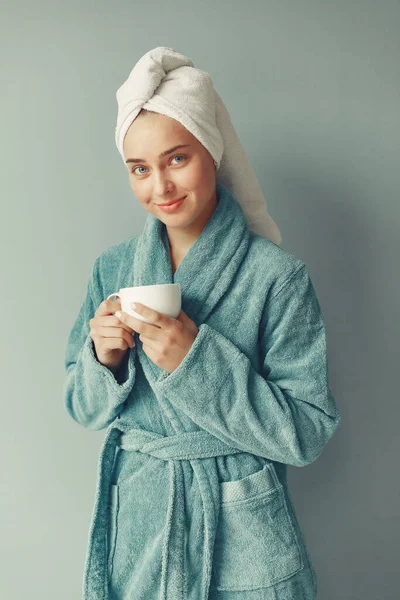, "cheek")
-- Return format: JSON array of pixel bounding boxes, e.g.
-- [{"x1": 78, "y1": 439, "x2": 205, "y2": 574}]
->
[{"x1": 184, "y1": 163, "x2": 212, "y2": 189}]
